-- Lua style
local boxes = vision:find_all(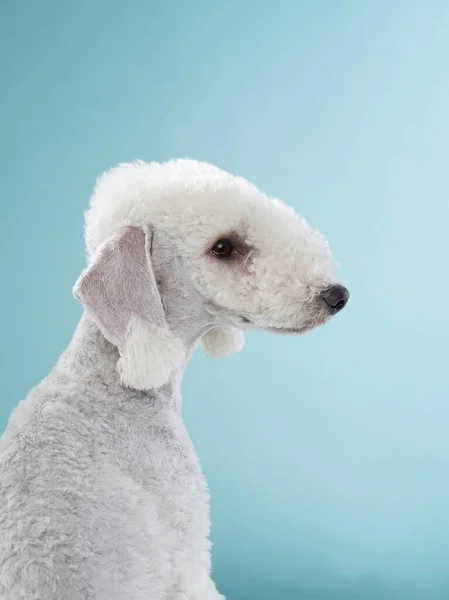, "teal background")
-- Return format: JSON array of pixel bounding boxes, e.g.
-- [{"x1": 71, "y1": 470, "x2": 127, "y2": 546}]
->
[{"x1": 2, "y1": 1, "x2": 449, "y2": 598}]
